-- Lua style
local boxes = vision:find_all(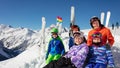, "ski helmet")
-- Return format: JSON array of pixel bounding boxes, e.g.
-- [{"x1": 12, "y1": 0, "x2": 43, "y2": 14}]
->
[
  {"x1": 73, "y1": 31, "x2": 84, "y2": 38},
  {"x1": 51, "y1": 28, "x2": 58, "y2": 33},
  {"x1": 90, "y1": 16, "x2": 102, "y2": 28},
  {"x1": 92, "y1": 32, "x2": 102, "y2": 45}
]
